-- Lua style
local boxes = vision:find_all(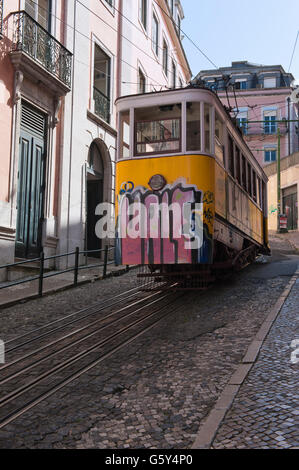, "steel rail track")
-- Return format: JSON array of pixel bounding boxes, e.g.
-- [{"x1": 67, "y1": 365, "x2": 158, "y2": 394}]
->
[
  {"x1": 4, "y1": 282, "x2": 153, "y2": 353},
  {"x1": 0, "y1": 289, "x2": 170, "y2": 383},
  {"x1": 0, "y1": 289, "x2": 183, "y2": 429},
  {"x1": 0, "y1": 294, "x2": 183, "y2": 429}
]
